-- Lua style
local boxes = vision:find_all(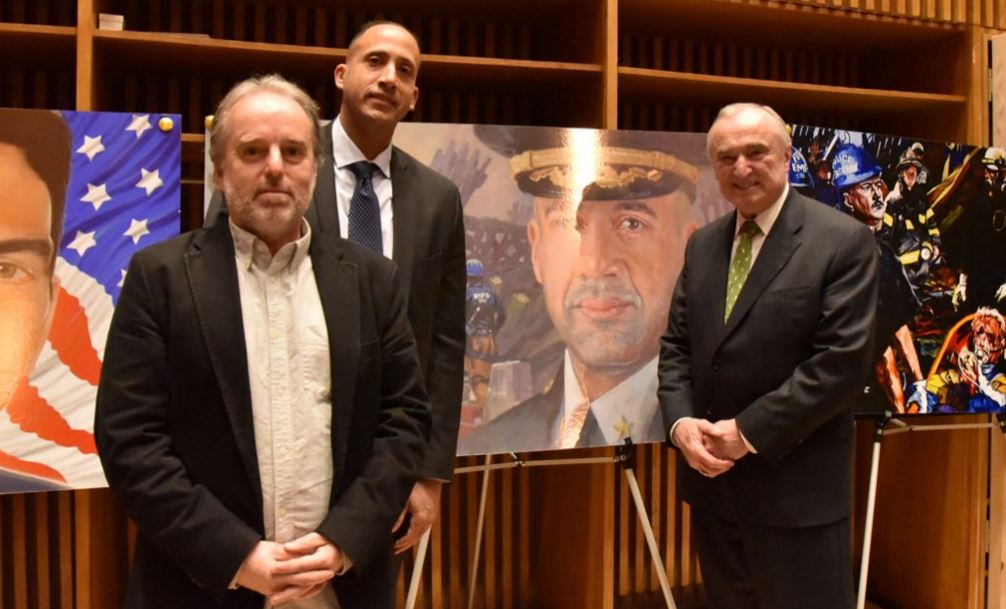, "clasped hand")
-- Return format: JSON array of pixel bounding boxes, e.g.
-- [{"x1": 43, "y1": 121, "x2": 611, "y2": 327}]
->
[
  {"x1": 671, "y1": 418, "x2": 750, "y2": 479},
  {"x1": 235, "y1": 532, "x2": 344, "y2": 606}
]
